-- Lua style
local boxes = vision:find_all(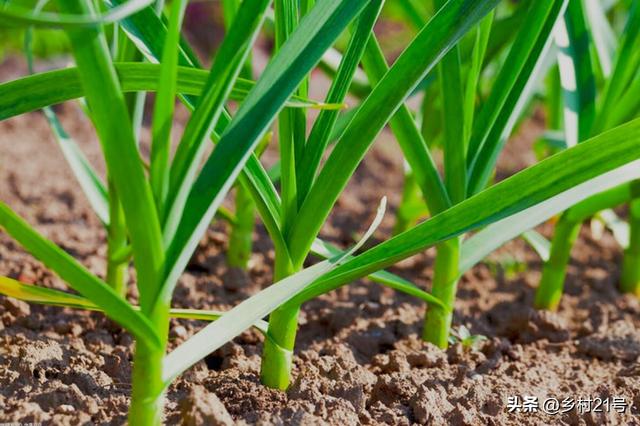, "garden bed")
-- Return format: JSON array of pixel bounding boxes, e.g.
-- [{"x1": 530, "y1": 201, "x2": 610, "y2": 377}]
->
[{"x1": 1, "y1": 58, "x2": 638, "y2": 424}]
